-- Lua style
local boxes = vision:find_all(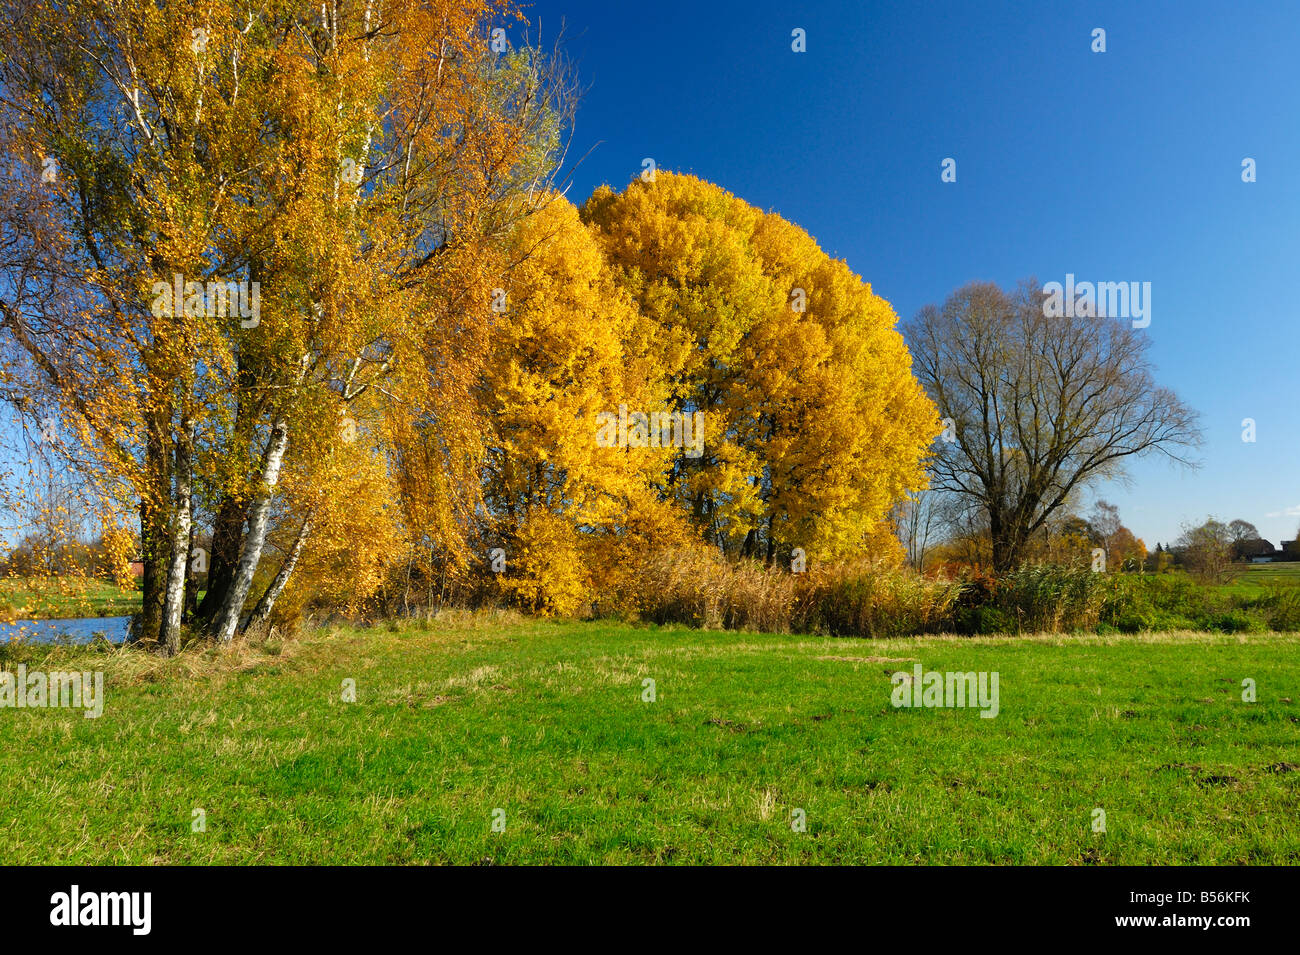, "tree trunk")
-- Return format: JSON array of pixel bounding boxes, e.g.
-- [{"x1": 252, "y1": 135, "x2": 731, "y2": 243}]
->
[
  {"x1": 159, "y1": 415, "x2": 194, "y2": 655},
  {"x1": 197, "y1": 491, "x2": 246, "y2": 620},
  {"x1": 197, "y1": 357, "x2": 254, "y2": 622},
  {"x1": 990, "y1": 509, "x2": 1013, "y2": 574},
  {"x1": 210, "y1": 416, "x2": 290, "y2": 642},
  {"x1": 183, "y1": 507, "x2": 200, "y2": 624},
  {"x1": 245, "y1": 514, "x2": 312, "y2": 630},
  {"x1": 136, "y1": 415, "x2": 169, "y2": 647}
]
